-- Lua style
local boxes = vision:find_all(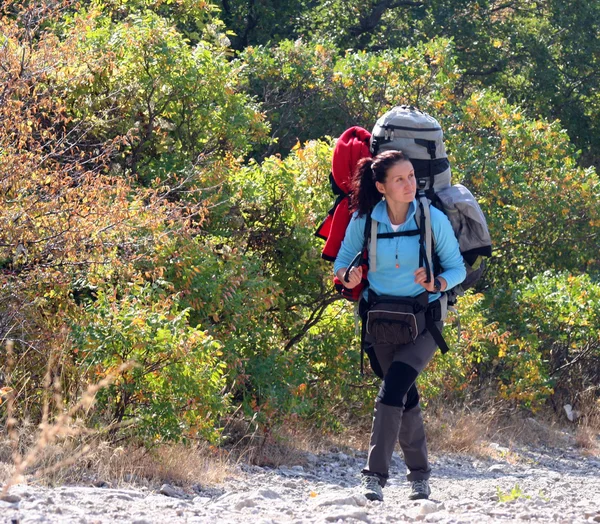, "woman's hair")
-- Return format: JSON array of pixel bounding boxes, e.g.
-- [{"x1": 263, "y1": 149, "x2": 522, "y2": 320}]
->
[{"x1": 350, "y1": 150, "x2": 411, "y2": 216}]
